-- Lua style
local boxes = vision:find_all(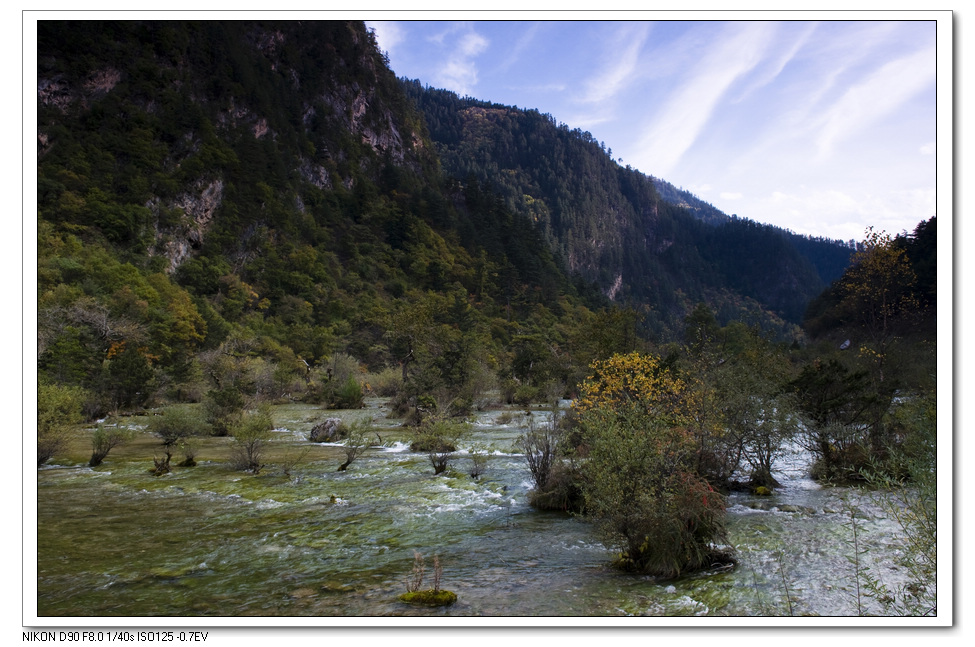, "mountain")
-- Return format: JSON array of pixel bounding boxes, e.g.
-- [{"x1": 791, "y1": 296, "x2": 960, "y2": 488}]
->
[
  {"x1": 402, "y1": 81, "x2": 854, "y2": 337},
  {"x1": 36, "y1": 19, "x2": 853, "y2": 414}
]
